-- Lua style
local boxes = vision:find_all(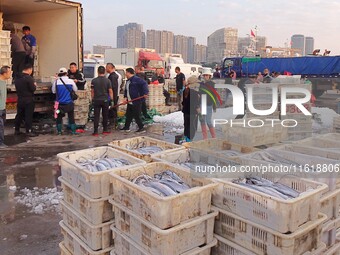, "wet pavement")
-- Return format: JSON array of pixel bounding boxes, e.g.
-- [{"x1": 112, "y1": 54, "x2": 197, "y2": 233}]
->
[{"x1": 0, "y1": 122, "x2": 176, "y2": 255}]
